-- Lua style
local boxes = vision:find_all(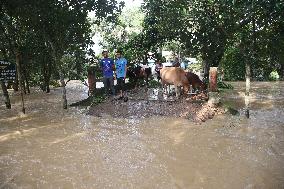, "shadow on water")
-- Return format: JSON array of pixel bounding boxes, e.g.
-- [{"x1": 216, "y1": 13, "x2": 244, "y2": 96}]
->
[{"x1": 0, "y1": 81, "x2": 284, "y2": 188}]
